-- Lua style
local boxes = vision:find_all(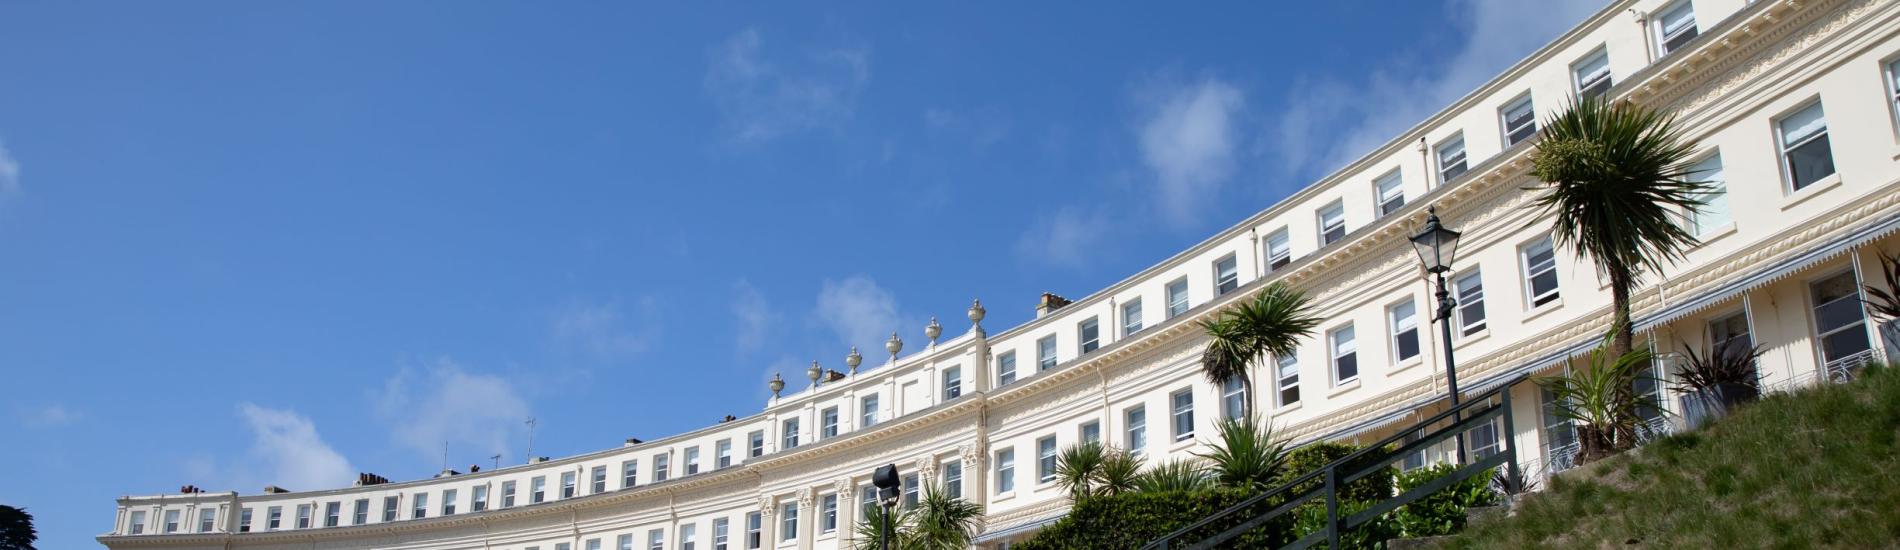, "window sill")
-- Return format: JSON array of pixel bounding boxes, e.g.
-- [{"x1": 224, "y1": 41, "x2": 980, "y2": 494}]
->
[
  {"x1": 1780, "y1": 174, "x2": 1843, "y2": 211},
  {"x1": 1327, "y1": 379, "x2": 1362, "y2": 398},
  {"x1": 1693, "y1": 222, "x2": 1738, "y2": 247},
  {"x1": 1271, "y1": 402, "x2": 1305, "y2": 418},
  {"x1": 1522, "y1": 300, "x2": 1564, "y2": 323},
  {"x1": 1390, "y1": 357, "x2": 1425, "y2": 375},
  {"x1": 1452, "y1": 328, "x2": 1492, "y2": 351},
  {"x1": 992, "y1": 490, "x2": 1017, "y2": 503},
  {"x1": 1168, "y1": 435, "x2": 1198, "y2": 453}
]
